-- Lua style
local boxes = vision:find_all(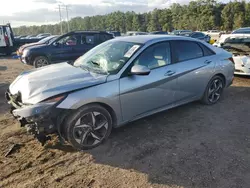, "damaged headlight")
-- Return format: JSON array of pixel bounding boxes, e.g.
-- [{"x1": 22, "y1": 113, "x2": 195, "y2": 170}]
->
[{"x1": 40, "y1": 95, "x2": 66, "y2": 104}]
